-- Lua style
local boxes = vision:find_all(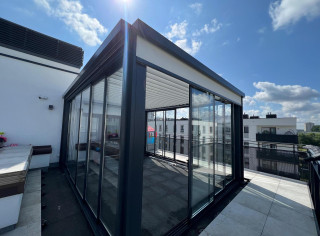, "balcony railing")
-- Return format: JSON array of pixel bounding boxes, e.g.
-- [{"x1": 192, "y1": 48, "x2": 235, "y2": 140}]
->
[{"x1": 256, "y1": 133, "x2": 298, "y2": 144}]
